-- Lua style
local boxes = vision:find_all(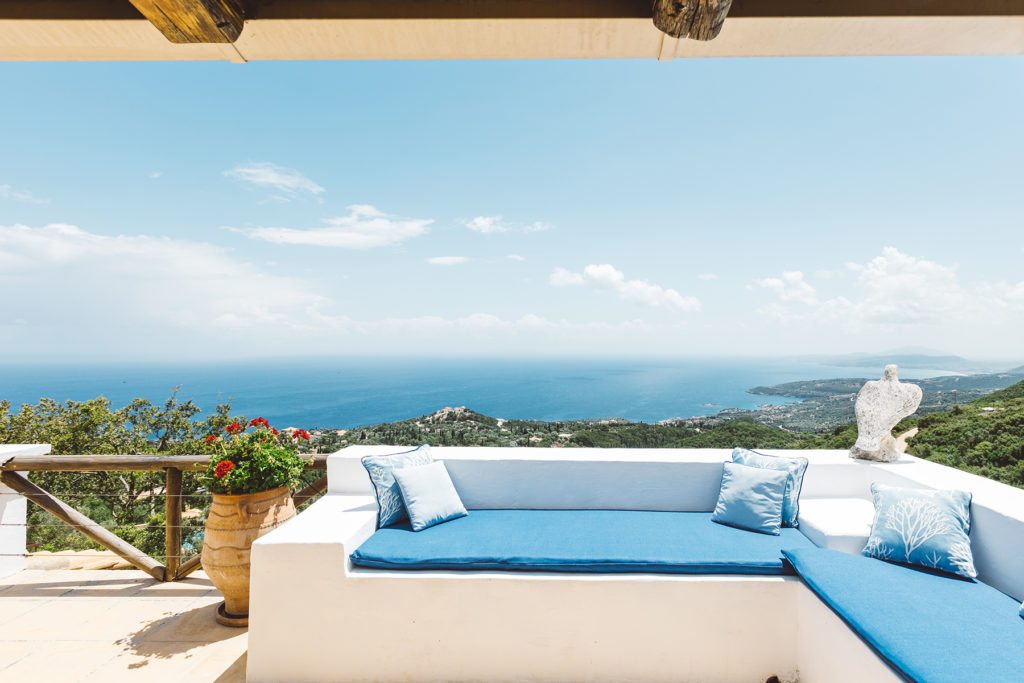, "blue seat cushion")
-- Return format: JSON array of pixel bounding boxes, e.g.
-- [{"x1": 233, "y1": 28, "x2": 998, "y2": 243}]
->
[
  {"x1": 784, "y1": 547, "x2": 1024, "y2": 683},
  {"x1": 351, "y1": 509, "x2": 815, "y2": 574}
]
